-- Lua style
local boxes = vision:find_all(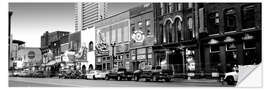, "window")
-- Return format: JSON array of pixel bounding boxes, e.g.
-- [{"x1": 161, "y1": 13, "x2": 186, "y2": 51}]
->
[
  {"x1": 174, "y1": 18, "x2": 182, "y2": 41},
  {"x1": 224, "y1": 9, "x2": 237, "y2": 32},
  {"x1": 208, "y1": 12, "x2": 220, "y2": 35},
  {"x1": 243, "y1": 40, "x2": 256, "y2": 49},
  {"x1": 117, "y1": 28, "x2": 122, "y2": 43},
  {"x1": 225, "y1": 51, "x2": 238, "y2": 72},
  {"x1": 188, "y1": 3, "x2": 193, "y2": 8},
  {"x1": 188, "y1": 17, "x2": 195, "y2": 38},
  {"x1": 210, "y1": 45, "x2": 220, "y2": 53},
  {"x1": 131, "y1": 24, "x2": 135, "y2": 33},
  {"x1": 174, "y1": 3, "x2": 182, "y2": 11},
  {"x1": 88, "y1": 41, "x2": 93, "y2": 51},
  {"x1": 226, "y1": 43, "x2": 237, "y2": 51},
  {"x1": 160, "y1": 3, "x2": 164, "y2": 15},
  {"x1": 138, "y1": 22, "x2": 143, "y2": 29},
  {"x1": 111, "y1": 29, "x2": 116, "y2": 43},
  {"x1": 169, "y1": 3, "x2": 173, "y2": 13},
  {"x1": 146, "y1": 20, "x2": 151, "y2": 36},
  {"x1": 165, "y1": 20, "x2": 172, "y2": 42},
  {"x1": 160, "y1": 24, "x2": 164, "y2": 43},
  {"x1": 123, "y1": 26, "x2": 129, "y2": 42},
  {"x1": 242, "y1": 5, "x2": 256, "y2": 29},
  {"x1": 164, "y1": 3, "x2": 170, "y2": 14}
]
